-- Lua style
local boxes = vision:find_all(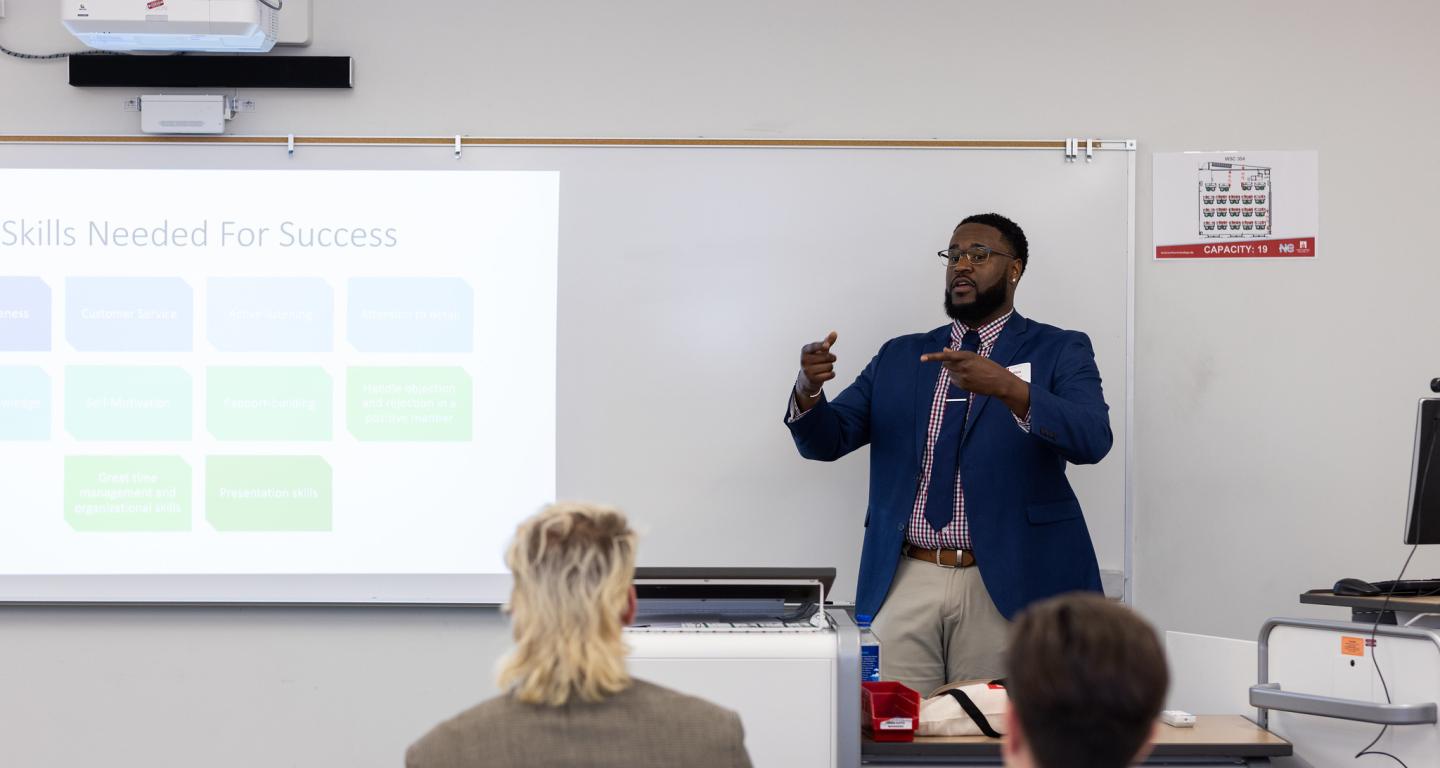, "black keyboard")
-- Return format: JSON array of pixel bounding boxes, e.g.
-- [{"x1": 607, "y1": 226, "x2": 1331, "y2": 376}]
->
[{"x1": 1371, "y1": 579, "x2": 1440, "y2": 596}]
